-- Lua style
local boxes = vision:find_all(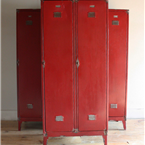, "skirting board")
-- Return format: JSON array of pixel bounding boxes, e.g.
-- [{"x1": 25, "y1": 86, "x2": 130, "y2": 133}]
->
[
  {"x1": 1, "y1": 111, "x2": 17, "y2": 120},
  {"x1": 1, "y1": 108, "x2": 144, "y2": 120}
]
